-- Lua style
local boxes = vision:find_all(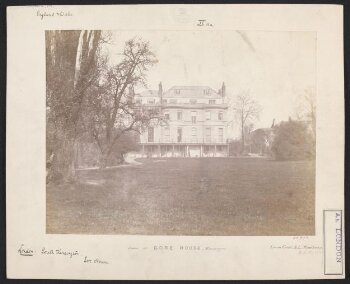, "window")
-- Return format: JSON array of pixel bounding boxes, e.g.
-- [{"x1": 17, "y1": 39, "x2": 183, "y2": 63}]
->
[
  {"x1": 190, "y1": 99, "x2": 197, "y2": 104},
  {"x1": 203, "y1": 89, "x2": 210, "y2": 95},
  {"x1": 209, "y1": 100, "x2": 216, "y2": 104},
  {"x1": 170, "y1": 99, "x2": 177, "y2": 104},
  {"x1": 162, "y1": 99, "x2": 167, "y2": 104},
  {"x1": 164, "y1": 126, "x2": 170, "y2": 142},
  {"x1": 147, "y1": 99, "x2": 155, "y2": 104},
  {"x1": 177, "y1": 111, "x2": 182, "y2": 120},
  {"x1": 218, "y1": 128, "x2": 224, "y2": 143},
  {"x1": 205, "y1": 127, "x2": 211, "y2": 143},
  {"x1": 164, "y1": 126, "x2": 170, "y2": 135},
  {"x1": 177, "y1": 127, "x2": 182, "y2": 142},
  {"x1": 191, "y1": 127, "x2": 197, "y2": 142},
  {"x1": 148, "y1": 127, "x2": 154, "y2": 142},
  {"x1": 191, "y1": 111, "x2": 197, "y2": 124},
  {"x1": 175, "y1": 89, "x2": 181, "y2": 94},
  {"x1": 218, "y1": 111, "x2": 223, "y2": 120},
  {"x1": 164, "y1": 112, "x2": 170, "y2": 120},
  {"x1": 135, "y1": 99, "x2": 141, "y2": 104},
  {"x1": 205, "y1": 111, "x2": 211, "y2": 120}
]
